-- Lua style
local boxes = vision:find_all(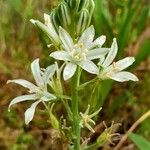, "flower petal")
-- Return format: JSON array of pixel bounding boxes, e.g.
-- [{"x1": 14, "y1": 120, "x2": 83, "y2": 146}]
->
[
  {"x1": 7, "y1": 79, "x2": 38, "y2": 92},
  {"x1": 97, "y1": 55, "x2": 105, "y2": 66},
  {"x1": 31, "y1": 59, "x2": 44, "y2": 87},
  {"x1": 85, "y1": 123, "x2": 95, "y2": 133},
  {"x1": 8, "y1": 94, "x2": 38, "y2": 111},
  {"x1": 110, "y1": 71, "x2": 139, "y2": 82},
  {"x1": 50, "y1": 51, "x2": 71, "y2": 61},
  {"x1": 78, "y1": 25, "x2": 95, "y2": 47},
  {"x1": 43, "y1": 64, "x2": 56, "y2": 84},
  {"x1": 115, "y1": 57, "x2": 135, "y2": 71},
  {"x1": 103, "y1": 57, "x2": 136, "y2": 75},
  {"x1": 59, "y1": 27, "x2": 74, "y2": 51},
  {"x1": 30, "y1": 19, "x2": 60, "y2": 45},
  {"x1": 41, "y1": 92, "x2": 56, "y2": 101},
  {"x1": 24, "y1": 100, "x2": 41, "y2": 125},
  {"x1": 79, "y1": 60, "x2": 98, "y2": 74},
  {"x1": 102, "y1": 38, "x2": 118, "y2": 68},
  {"x1": 44, "y1": 13, "x2": 60, "y2": 42},
  {"x1": 87, "y1": 48, "x2": 108, "y2": 60},
  {"x1": 90, "y1": 35, "x2": 106, "y2": 49},
  {"x1": 63, "y1": 63, "x2": 77, "y2": 80}
]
